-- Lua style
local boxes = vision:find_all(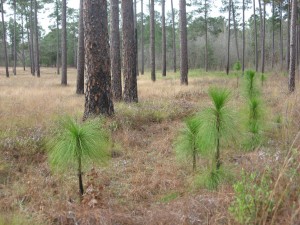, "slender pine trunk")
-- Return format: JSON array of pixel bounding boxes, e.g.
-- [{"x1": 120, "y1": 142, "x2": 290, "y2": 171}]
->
[
  {"x1": 134, "y1": 0, "x2": 139, "y2": 76},
  {"x1": 30, "y1": 0, "x2": 35, "y2": 76},
  {"x1": 13, "y1": 0, "x2": 16, "y2": 75},
  {"x1": 232, "y1": 2, "x2": 240, "y2": 61},
  {"x1": 61, "y1": 0, "x2": 67, "y2": 85},
  {"x1": 56, "y1": 0, "x2": 60, "y2": 75},
  {"x1": 76, "y1": 0, "x2": 84, "y2": 95},
  {"x1": 162, "y1": 0, "x2": 166, "y2": 76},
  {"x1": 272, "y1": 0, "x2": 275, "y2": 69},
  {"x1": 141, "y1": 0, "x2": 144, "y2": 75},
  {"x1": 253, "y1": 0, "x2": 258, "y2": 72},
  {"x1": 205, "y1": 0, "x2": 208, "y2": 72},
  {"x1": 26, "y1": 14, "x2": 32, "y2": 75},
  {"x1": 34, "y1": 0, "x2": 40, "y2": 77},
  {"x1": 226, "y1": 0, "x2": 232, "y2": 75},
  {"x1": 179, "y1": 0, "x2": 188, "y2": 85},
  {"x1": 21, "y1": 13, "x2": 25, "y2": 71},
  {"x1": 287, "y1": 0, "x2": 291, "y2": 71},
  {"x1": 242, "y1": 0, "x2": 245, "y2": 74},
  {"x1": 289, "y1": 0, "x2": 297, "y2": 92},
  {"x1": 1, "y1": 0, "x2": 9, "y2": 77},
  {"x1": 150, "y1": 0, "x2": 155, "y2": 81},
  {"x1": 171, "y1": 0, "x2": 176, "y2": 72}
]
